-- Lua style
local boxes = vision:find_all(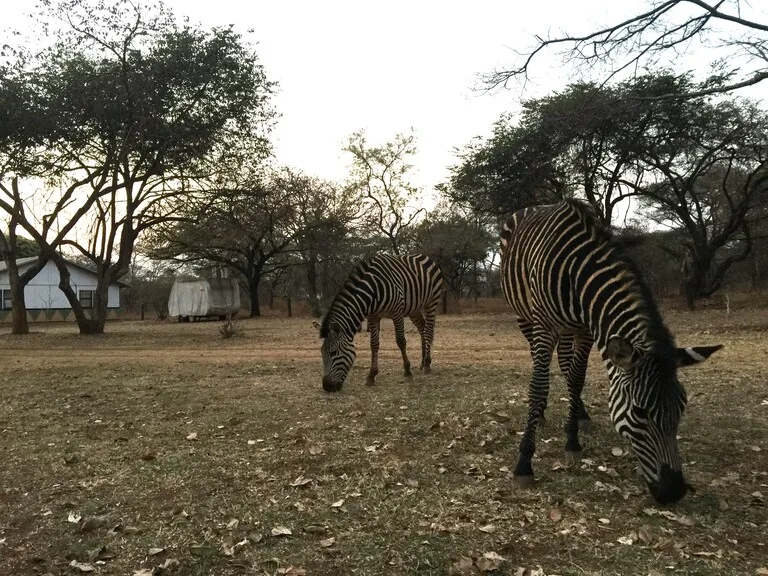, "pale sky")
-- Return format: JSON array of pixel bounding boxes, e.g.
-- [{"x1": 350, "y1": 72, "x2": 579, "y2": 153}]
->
[{"x1": 6, "y1": 0, "x2": 768, "y2": 200}]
